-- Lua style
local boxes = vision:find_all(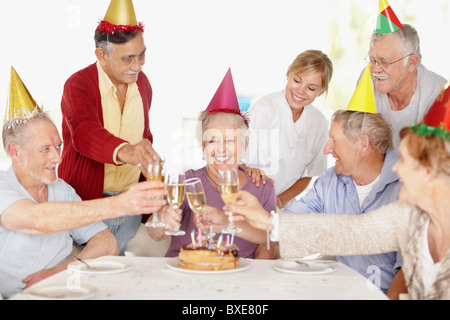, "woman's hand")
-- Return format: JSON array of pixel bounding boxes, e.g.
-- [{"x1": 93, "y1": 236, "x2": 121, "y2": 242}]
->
[
  {"x1": 227, "y1": 190, "x2": 271, "y2": 231},
  {"x1": 241, "y1": 165, "x2": 274, "y2": 187}
]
